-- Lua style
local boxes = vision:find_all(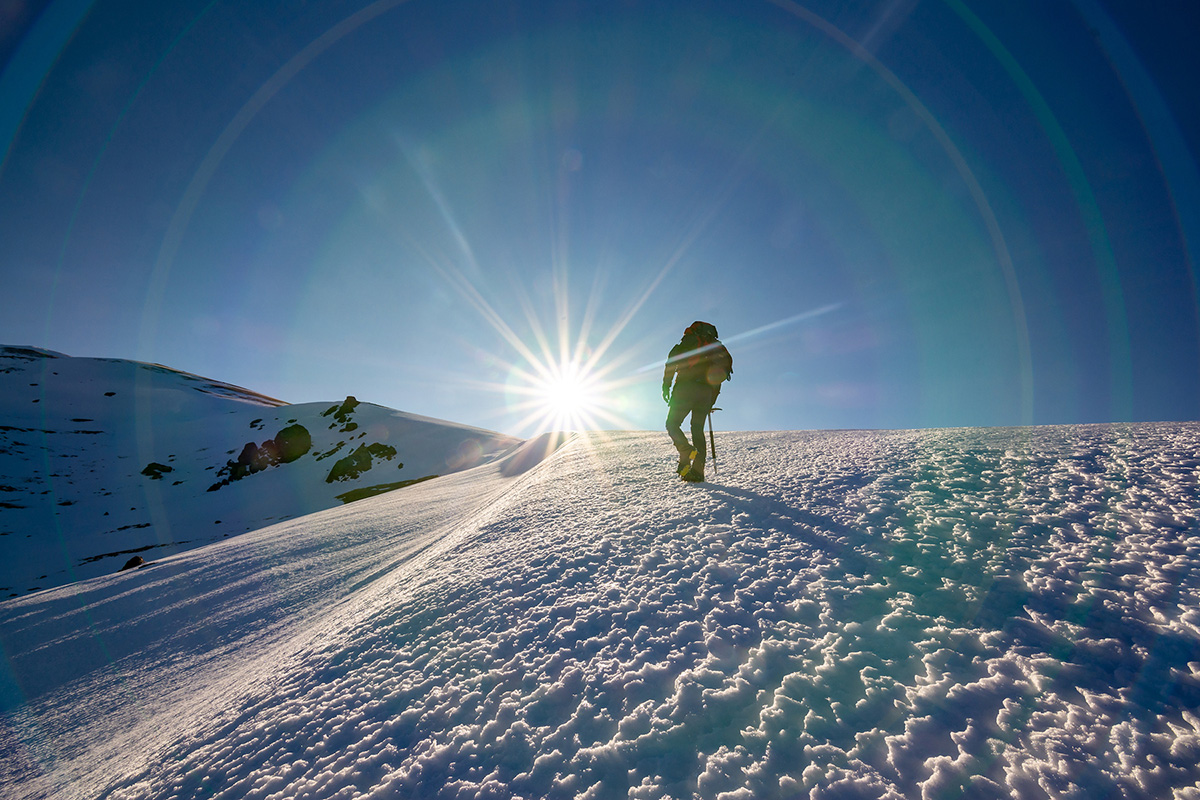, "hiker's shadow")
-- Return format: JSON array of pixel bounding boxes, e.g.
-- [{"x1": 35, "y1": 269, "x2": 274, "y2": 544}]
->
[{"x1": 704, "y1": 483, "x2": 880, "y2": 571}]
